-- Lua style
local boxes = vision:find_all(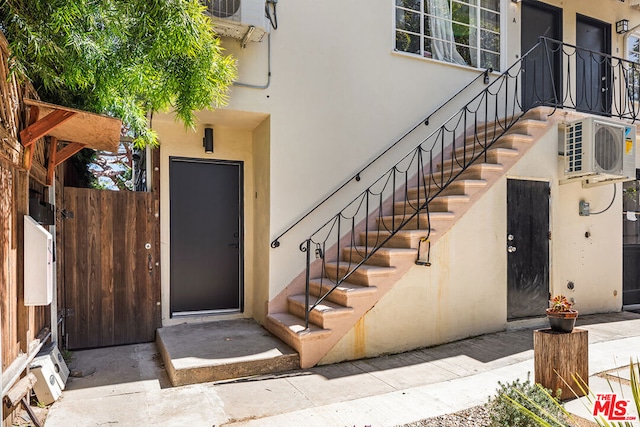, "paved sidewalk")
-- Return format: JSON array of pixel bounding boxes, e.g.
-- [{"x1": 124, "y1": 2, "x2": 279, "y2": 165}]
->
[{"x1": 44, "y1": 312, "x2": 640, "y2": 426}]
